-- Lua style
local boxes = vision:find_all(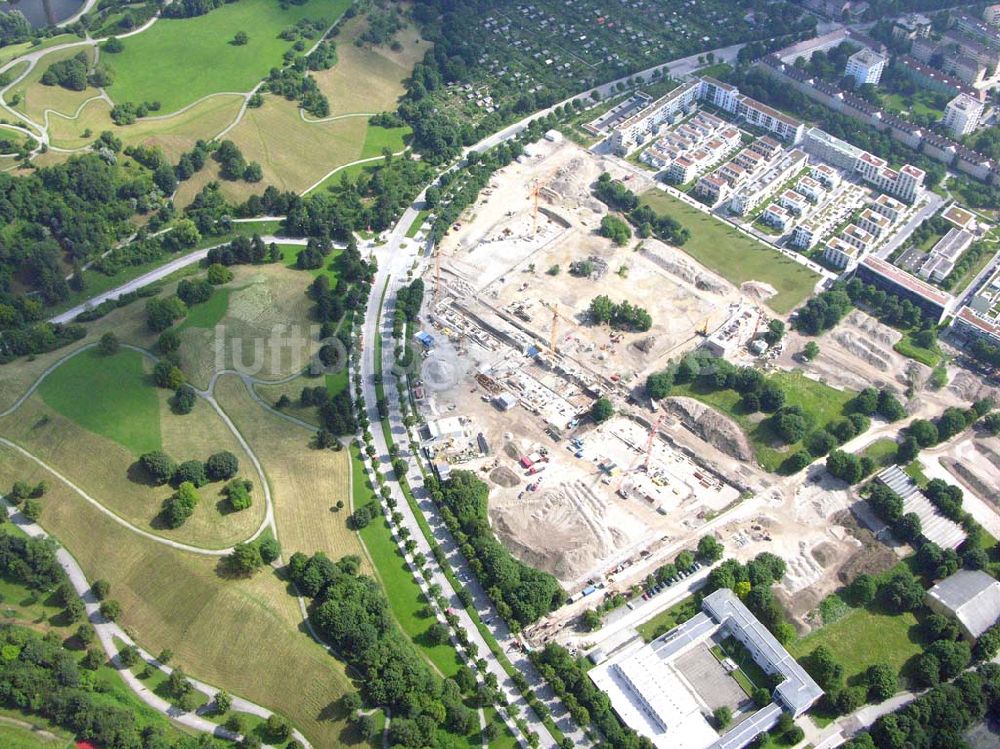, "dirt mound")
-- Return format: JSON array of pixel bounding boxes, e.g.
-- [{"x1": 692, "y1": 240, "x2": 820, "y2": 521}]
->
[
  {"x1": 943, "y1": 457, "x2": 1000, "y2": 508},
  {"x1": 503, "y1": 443, "x2": 520, "y2": 460},
  {"x1": 949, "y1": 370, "x2": 999, "y2": 403},
  {"x1": 639, "y1": 243, "x2": 727, "y2": 293},
  {"x1": 831, "y1": 329, "x2": 892, "y2": 372},
  {"x1": 740, "y1": 281, "x2": 777, "y2": 302},
  {"x1": 664, "y1": 397, "x2": 754, "y2": 462},
  {"x1": 844, "y1": 310, "x2": 898, "y2": 346},
  {"x1": 490, "y1": 465, "x2": 521, "y2": 488}
]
